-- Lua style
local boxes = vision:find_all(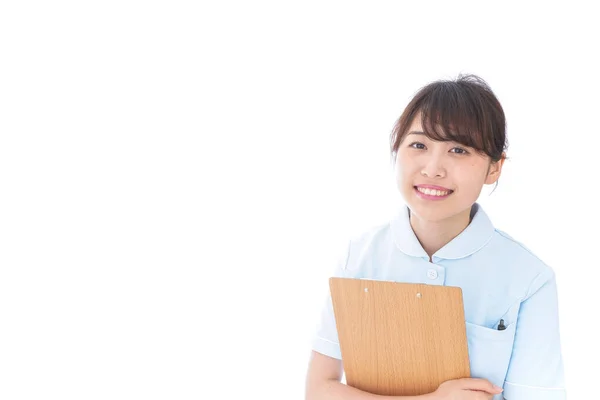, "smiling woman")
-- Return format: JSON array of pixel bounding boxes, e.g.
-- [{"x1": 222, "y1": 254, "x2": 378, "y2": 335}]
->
[
  {"x1": 390, "y1": 76, "x2": 506, "y2": 242},
  {"x1": 305, "y1": 74, "x2": 567, "y2": 400},
  {"x1": 393, "y1": 107, "x2": 505, "y2": 255}
]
